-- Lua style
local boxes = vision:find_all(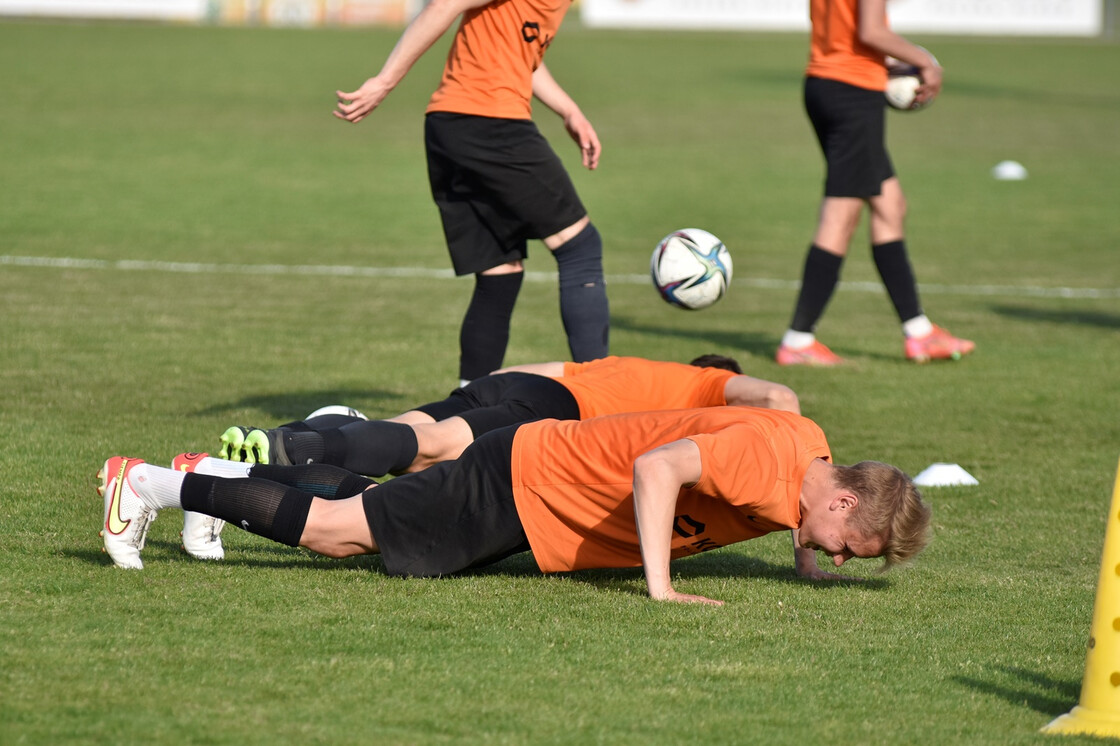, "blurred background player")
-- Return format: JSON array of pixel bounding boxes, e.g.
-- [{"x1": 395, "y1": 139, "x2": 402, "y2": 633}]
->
[
  {"x1": 101, "y1": 407, "x2": 933, "y2": 604},
  {"x1": 775, "y1": 0, "x2": 974, "y2": 366},
  {"x1": 334, "y1": 0, "x2": 609, "y2": 385}
]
